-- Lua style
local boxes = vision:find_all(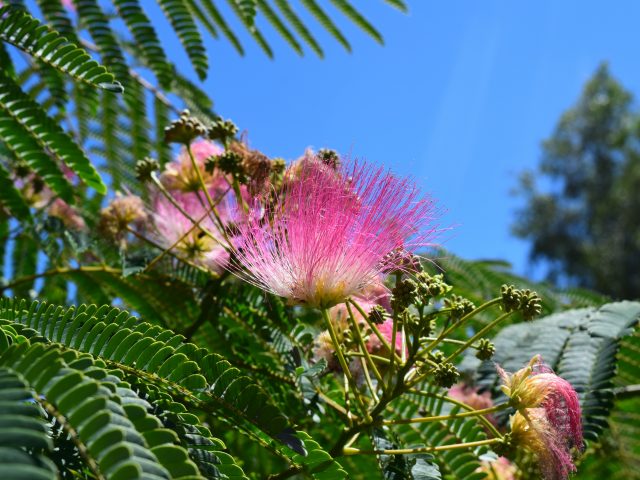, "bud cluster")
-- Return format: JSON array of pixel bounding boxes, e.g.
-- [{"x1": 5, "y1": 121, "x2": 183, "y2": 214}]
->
[
  {"x1": 475, "y1": 338, "x2": 496, "y2": 360},
  {"x1": 390, "y1": 278, "x2": 417, "y2": 312},
  {"x1": 501, "y1": 285, "x2": 542, "y2": 320},
  {"x1": 135, "y1": 157, "x2": 159, "y2": 182},
  {"x1": 443, "y1": 294, "x2": 475, "y2": 322},
  {"x1": 164, "y1": 110, "x2": 207, "y2": 144},
  {"x1": 208, "y1": 118, "x2": 238, "y2": 145}
]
